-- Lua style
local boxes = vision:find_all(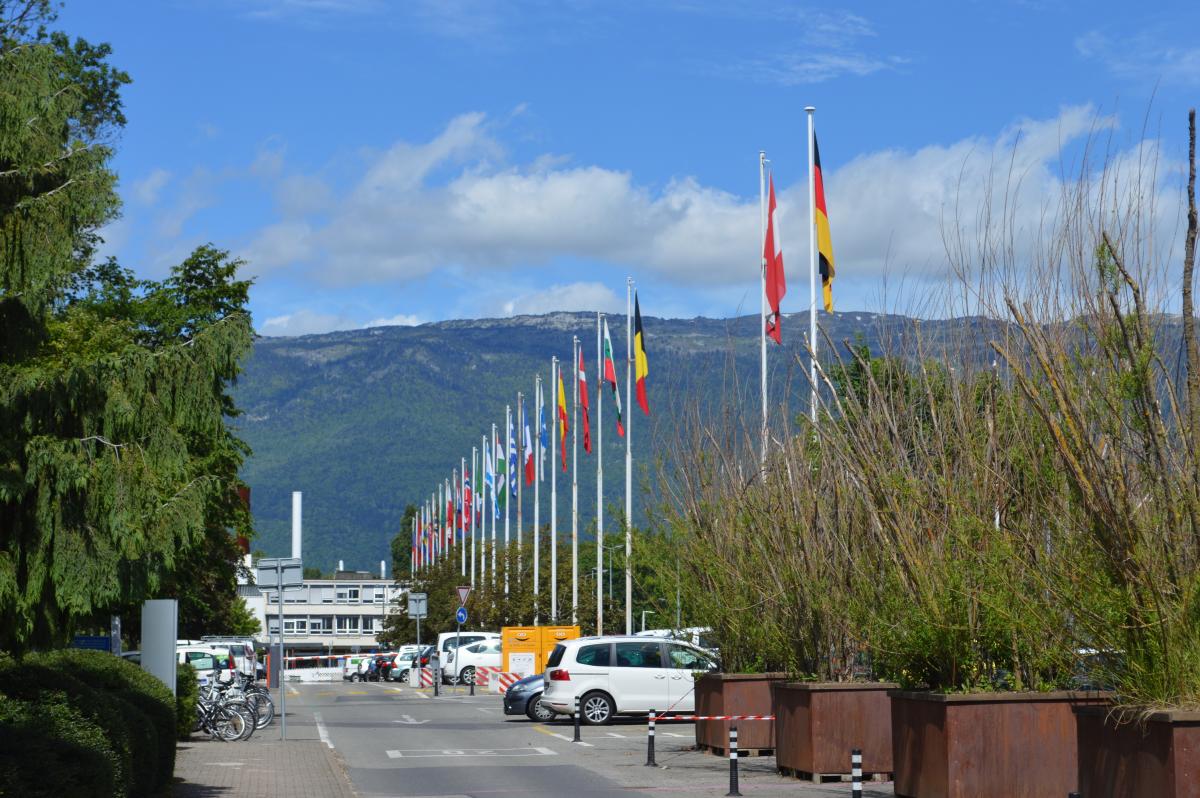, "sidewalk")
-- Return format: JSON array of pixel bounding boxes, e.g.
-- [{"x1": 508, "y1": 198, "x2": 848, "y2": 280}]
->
[{"x1": 172, "y1": 708, "x2": 356, "y2": 797}]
